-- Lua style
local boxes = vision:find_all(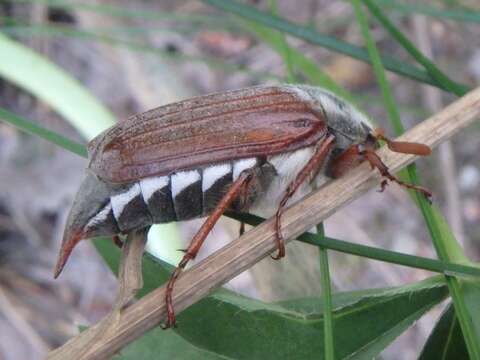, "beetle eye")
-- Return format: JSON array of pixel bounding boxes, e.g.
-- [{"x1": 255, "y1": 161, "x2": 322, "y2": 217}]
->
[{"x1": 330, "y1": 148, "x2": 344, "y2": 157}]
